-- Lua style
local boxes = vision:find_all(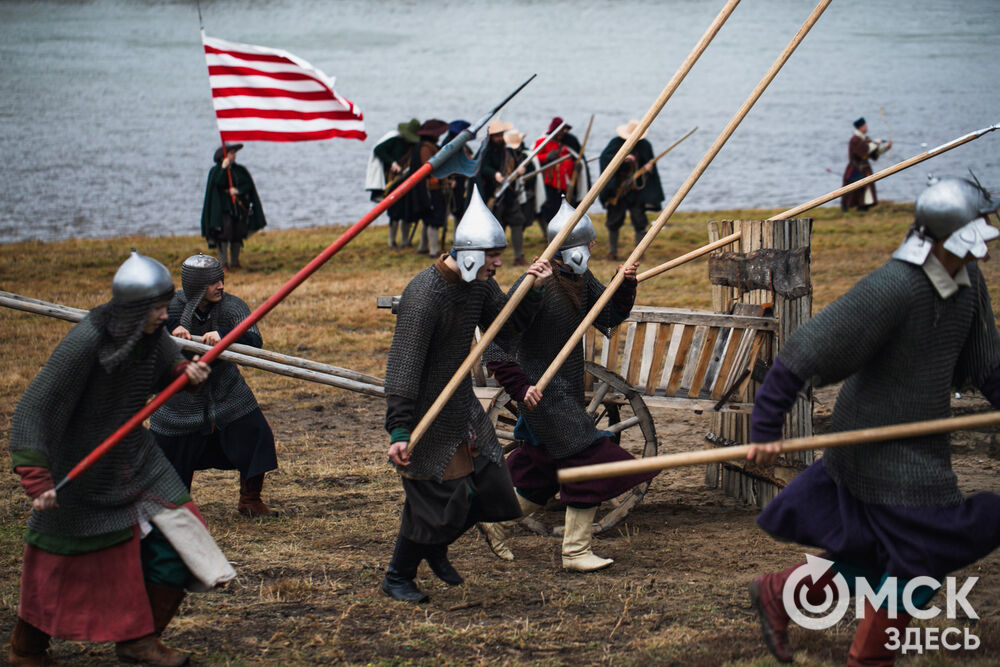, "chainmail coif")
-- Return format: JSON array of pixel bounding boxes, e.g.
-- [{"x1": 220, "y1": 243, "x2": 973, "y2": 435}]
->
[
  {"x1": 778, "y1": 260, "x2": 1000, "y2": 506},
  {"x1": 484, "y1": 268, "x2": 634, "y2": 458},
  {"x1": 9, "y1": 312, "x2": 190, "y2": 538}
]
